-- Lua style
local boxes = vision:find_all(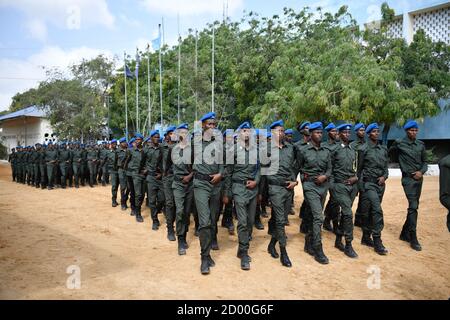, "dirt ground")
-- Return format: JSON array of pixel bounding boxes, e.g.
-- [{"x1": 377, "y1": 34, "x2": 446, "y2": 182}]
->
[{"x1": 0, "y1": 162, "x2": 449, "y2": 300}]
